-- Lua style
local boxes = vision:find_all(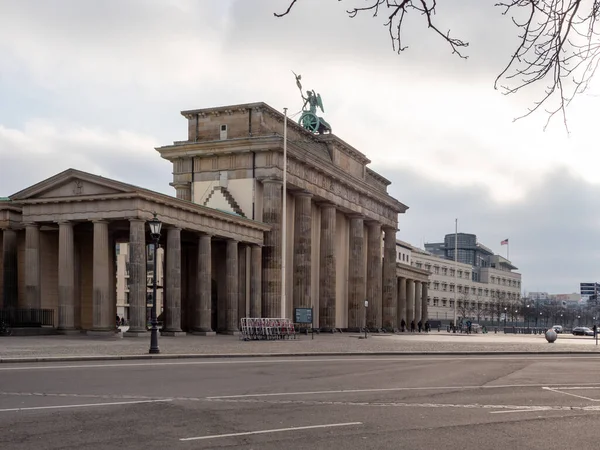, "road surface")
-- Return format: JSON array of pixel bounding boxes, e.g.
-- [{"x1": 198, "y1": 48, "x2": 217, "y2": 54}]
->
[{"x1": 2, "y1": 354, "x2": 600, "y2": 449}]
